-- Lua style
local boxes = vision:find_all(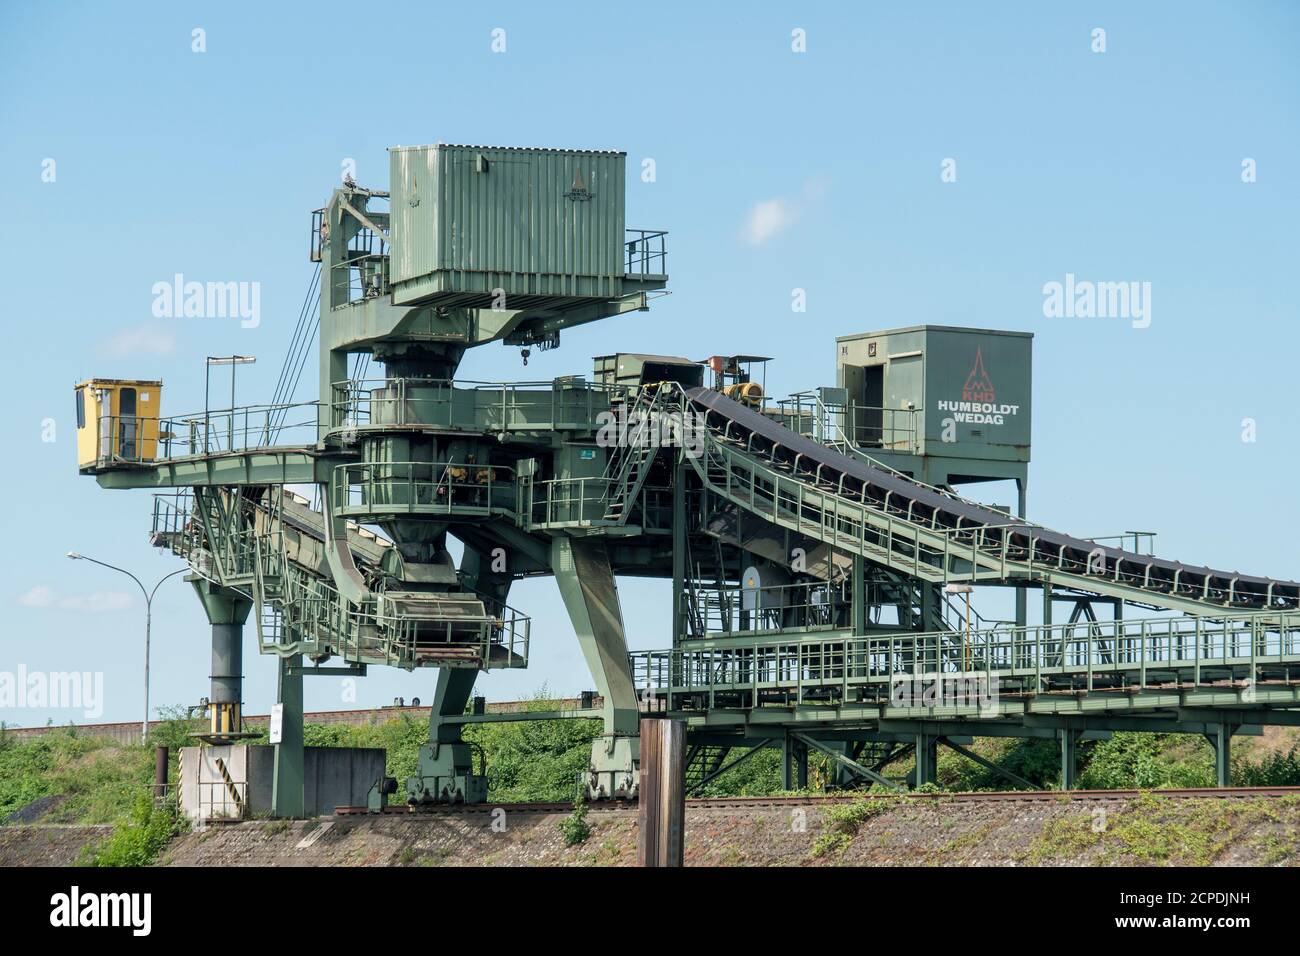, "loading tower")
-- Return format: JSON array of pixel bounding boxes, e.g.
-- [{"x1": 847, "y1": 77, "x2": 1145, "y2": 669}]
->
[{"x1": 78, "y1": 143, "x2": 1300, "y2": 810}]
